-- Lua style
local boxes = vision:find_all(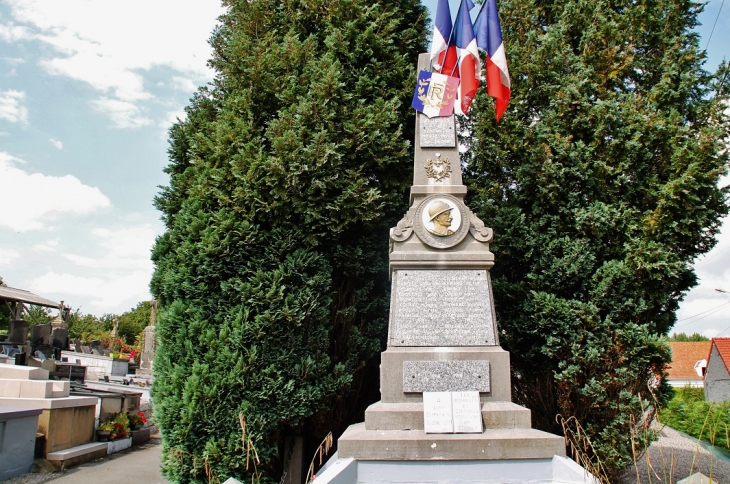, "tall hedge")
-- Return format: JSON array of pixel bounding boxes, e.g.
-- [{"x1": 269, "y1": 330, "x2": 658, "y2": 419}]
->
[
  {"x1": 463, "y1": 0, "x2": 729, "y2": 478},
  {"x1": 150, "y1": 0, "x2": 428, "y2": 482}
]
